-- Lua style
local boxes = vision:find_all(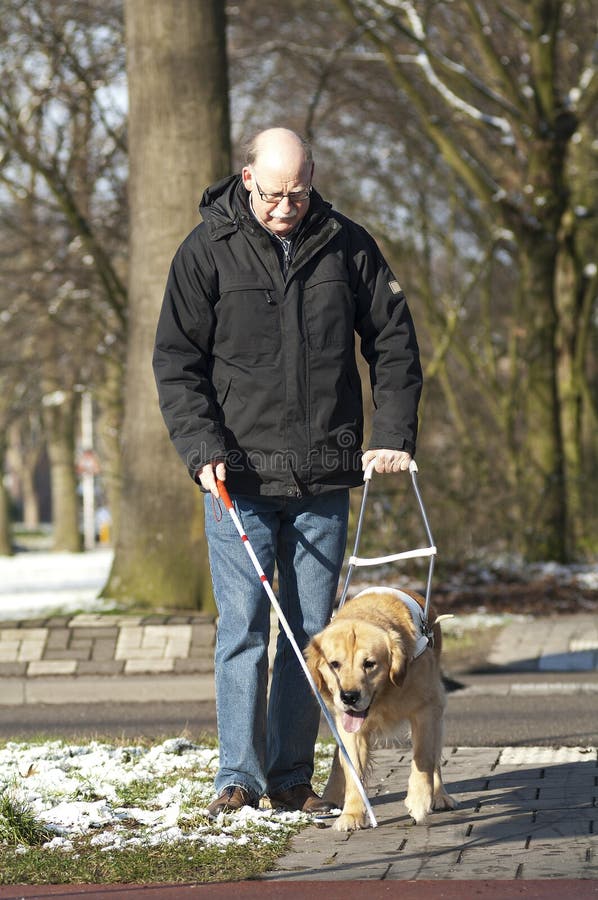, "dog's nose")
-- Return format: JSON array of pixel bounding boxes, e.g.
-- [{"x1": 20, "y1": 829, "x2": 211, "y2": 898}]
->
[{"x1": 340, "y1": 689, "x2": 360, "y2": 707}]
